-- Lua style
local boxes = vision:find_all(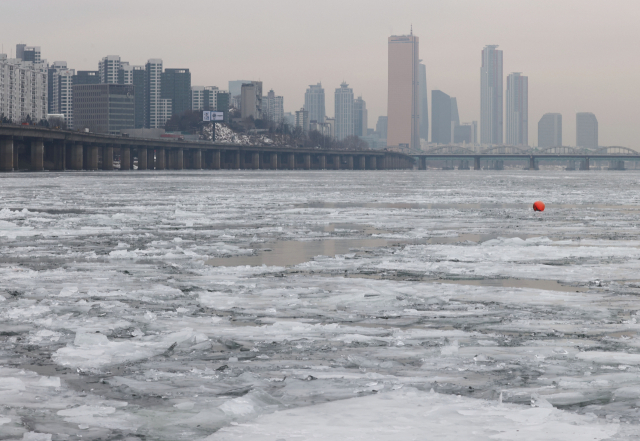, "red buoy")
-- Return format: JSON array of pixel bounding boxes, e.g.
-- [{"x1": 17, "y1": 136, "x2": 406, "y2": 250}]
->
[{"x1": 533, "y1": 201, "x2": 545, "y2": 212}]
